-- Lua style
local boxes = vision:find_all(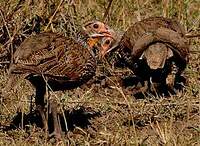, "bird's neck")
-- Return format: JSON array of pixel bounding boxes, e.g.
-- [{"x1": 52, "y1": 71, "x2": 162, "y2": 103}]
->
[
  {"x1": 76, "y1": 31, "x2": 98, "y2": 49},
  {"x1": 76, "y1": 31, "x2": 89, "y2": 48},
  {"x1": 87, "y1": 38, "x2": 99, "y2": 48}
]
